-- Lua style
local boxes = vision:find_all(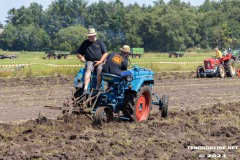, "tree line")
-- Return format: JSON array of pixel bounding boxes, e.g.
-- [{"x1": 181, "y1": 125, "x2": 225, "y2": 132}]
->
[{"x1": 0, "y1": 0, "x2": 240, "y2": 53}]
